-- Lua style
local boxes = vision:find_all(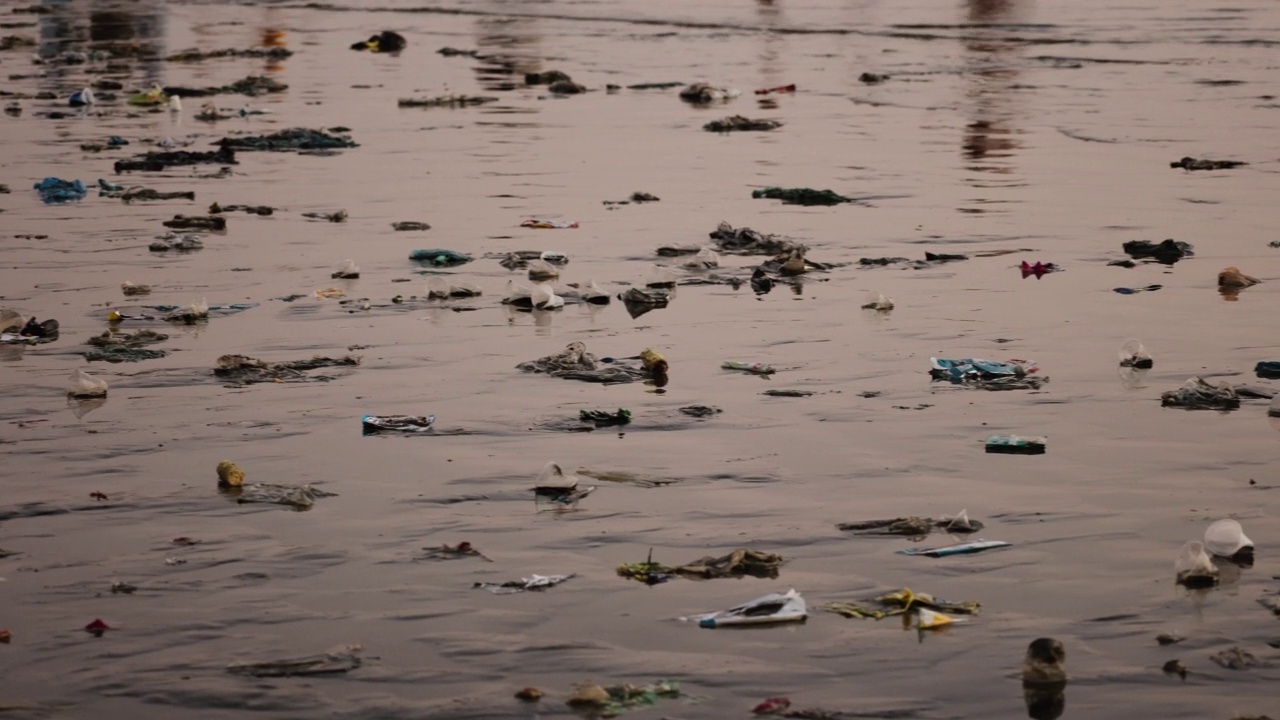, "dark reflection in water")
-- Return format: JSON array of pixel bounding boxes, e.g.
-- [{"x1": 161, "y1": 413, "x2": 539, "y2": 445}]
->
[
  {"x1": 473, "y1": 15, "x2": 545, "y2": 95},
  {"x1": 756, "y1": 0, "x2": 785, "y2": 109},
  {"x1": 960, "y1": 0, "x2": 1026, "y2": 201},
  {"x1": 37, "y1": 0, "x2": 166, "y2": 87}
]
